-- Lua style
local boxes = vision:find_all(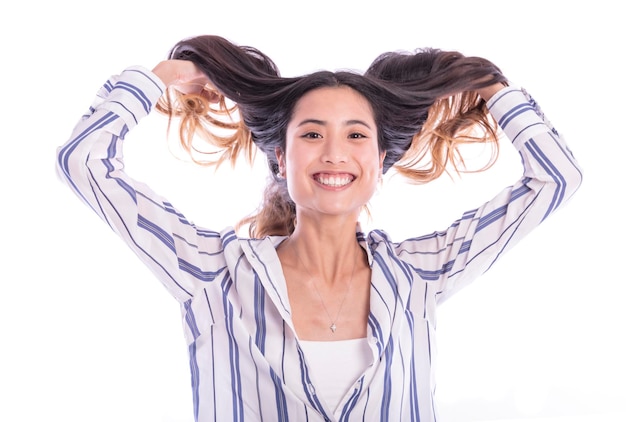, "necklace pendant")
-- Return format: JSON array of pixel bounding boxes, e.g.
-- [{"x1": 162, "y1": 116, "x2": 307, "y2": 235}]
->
[{"x1": 330, "y1": 323, "x2": 337, "y2": 333}]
